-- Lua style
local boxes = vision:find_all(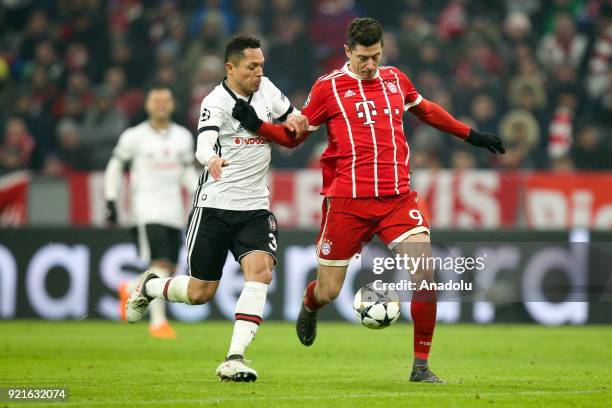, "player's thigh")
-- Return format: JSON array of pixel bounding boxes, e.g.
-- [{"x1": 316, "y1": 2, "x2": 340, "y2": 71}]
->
[
  {"x1": 240, "y1": 250, "x2": 275, "y2": 284},
  {"x1": 231, "y1": 210, "x2": 279, "y2": 276},
  {"x1": 144, "y1": 224, "x2": 181, "y2": 266},
  {"x1": 376, "y1": 192, "x2": 430, "y2": 252},
  {"x1": 185, "y1": 207, "x2": 231, "y2": 281},
  {"x1": 316, "y1": 197, "x2": 374, "y2": 267}
]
